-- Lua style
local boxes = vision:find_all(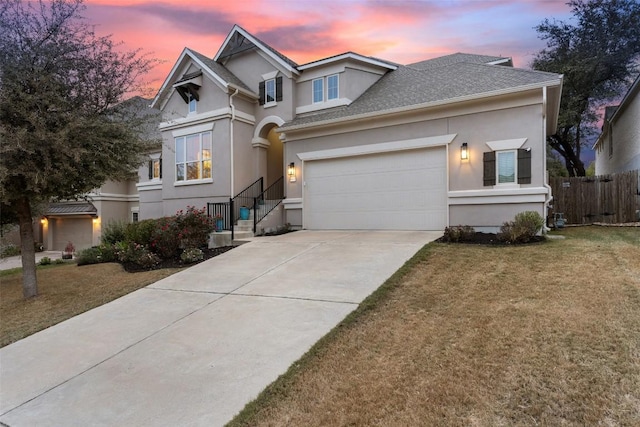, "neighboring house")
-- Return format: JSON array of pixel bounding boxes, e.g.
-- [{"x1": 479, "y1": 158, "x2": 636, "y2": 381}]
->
[
  {"x1": 40, "y1": 97, "x2": 161, "y2": 251},
  {"x1": 146, "y1": 24, "x2": 562, "y2": 233},
  {"x1": 593, "y1": 74, "x2": 640, "y2": 175}
]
